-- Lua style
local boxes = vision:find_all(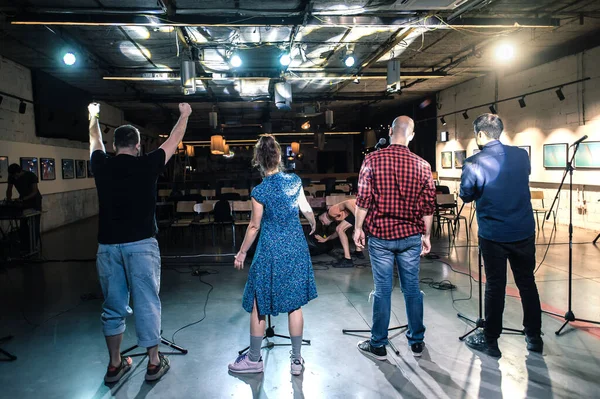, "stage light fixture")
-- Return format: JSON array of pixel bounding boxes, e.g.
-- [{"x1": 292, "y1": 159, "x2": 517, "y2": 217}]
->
[
  {"x1": 518, "y1": 97, "x2": 526, "y2": 108},
  {"x1": 230, "y1": 54, "x2": 242, "y2": 68},
  {"x1": 495, "y1": 43, "x2": 515, "y2": 62},
  {"x1": 103, "y1": 126, "x2": 110, "y2": 134},
  {"x1": 279, "y1": 53, "x2": 291, "y2": 66},
  {"x1": 19, "y1": 101, "x2": 26, "y2": 114},
  {"x1": 344, "y1": 55, "x2": 355, "y2": 68},
  {"x1": 301, "y1": 121, "x2": 310, "y2": 130},
  {"x1": 63, "y1": 52, "x2": 76, "y2": 66},
  {"x1": 440, "y1": 116, "x2": 447, "y2": 125},
  {"x1": 489, "y1": 104, "x2": 497, "y2": 114},
  {"x1": 462, "y1": 110, "x2": 469, "y2": 120},
  {"x1": 556, "y1": 87, "x2": 565, "y2": 101},
  {"x1": 353, "y1": 76, "x2": 360, "y2": 84}
]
